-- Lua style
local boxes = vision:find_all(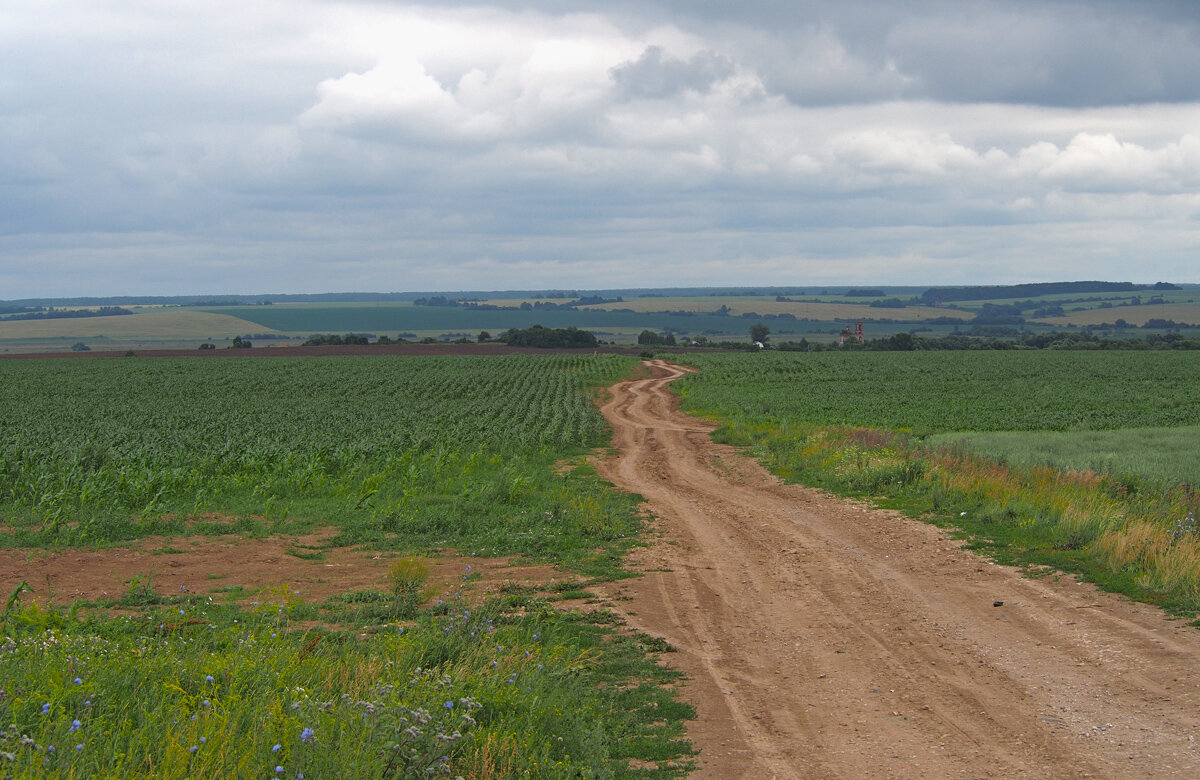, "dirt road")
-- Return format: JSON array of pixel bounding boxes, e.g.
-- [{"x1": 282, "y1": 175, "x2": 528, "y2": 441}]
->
[{"x1": 592, "y1": 360, "x2": 1200, "y2": 779}]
